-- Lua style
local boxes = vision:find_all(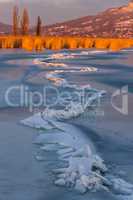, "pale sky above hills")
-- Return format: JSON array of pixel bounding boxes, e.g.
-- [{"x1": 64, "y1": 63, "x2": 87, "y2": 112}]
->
[{"x1": 0, "y1": 0, "x2": 128, "y2": 25}]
